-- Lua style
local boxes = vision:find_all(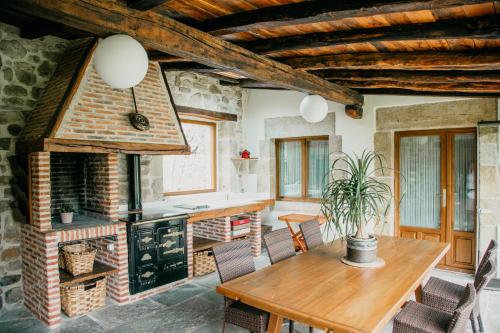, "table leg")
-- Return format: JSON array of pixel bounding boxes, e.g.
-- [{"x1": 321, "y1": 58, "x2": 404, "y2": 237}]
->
[
  {"x1": 414, "y1": 283, "x2": 423, "y2": 303},
  {"x1": 267, "y1": 313, "x2": 284, "y2": 333}
]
